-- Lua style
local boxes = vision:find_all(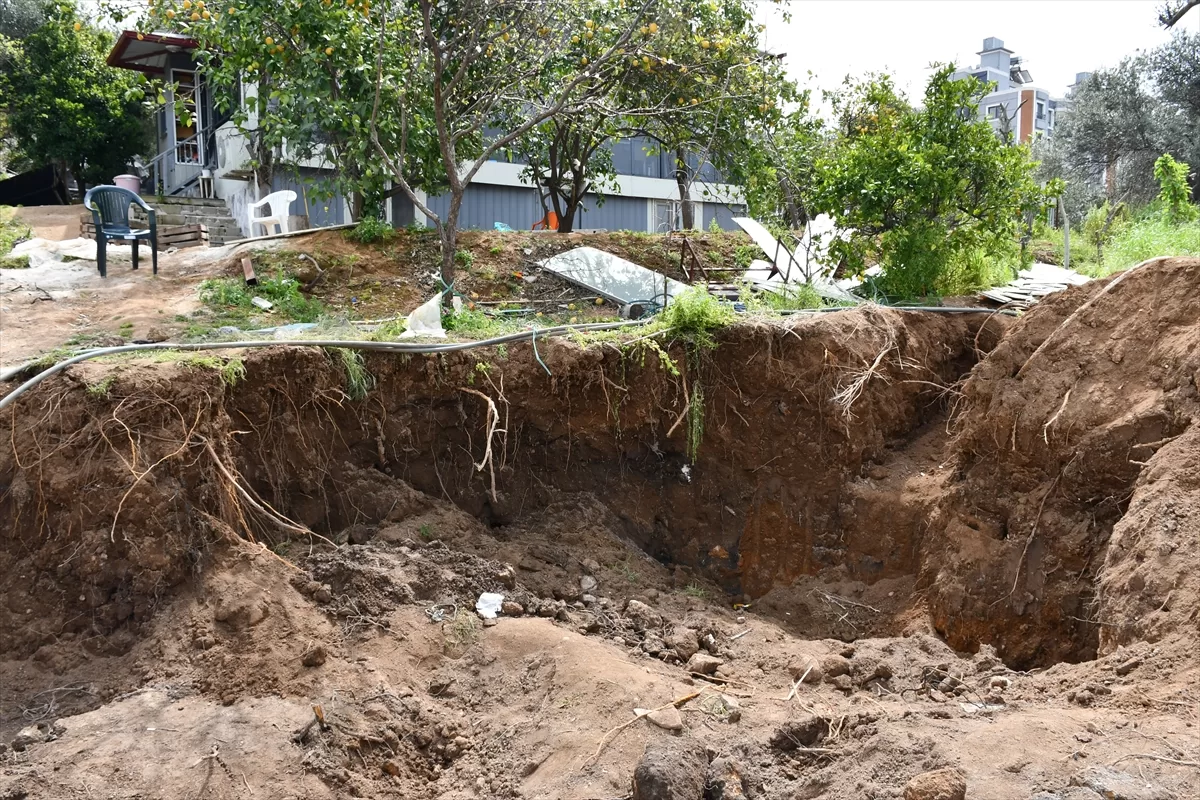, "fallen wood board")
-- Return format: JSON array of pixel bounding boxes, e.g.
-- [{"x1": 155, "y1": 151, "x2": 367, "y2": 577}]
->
[
  {"x1": 539, "y1": 246, "x2": 688, "y2": 307},
  {"x1": 242, "y1": 257, "x2": 258, "y2": 286}
]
